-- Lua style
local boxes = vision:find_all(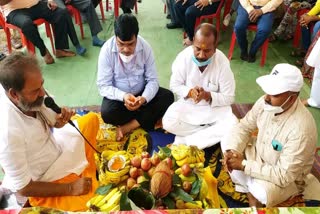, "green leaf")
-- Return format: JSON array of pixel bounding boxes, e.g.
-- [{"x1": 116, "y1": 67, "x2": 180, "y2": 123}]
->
[
  {"x1": 172, "y1": 186, "x2": 194, "y2": 202},
  {"x1": 173, "y1": 173, "x2": 181, "y2": 185},
  {"x1": 139, "y1": 180, "x2": 150, "y2": 190},
  {"x1": 162, "y1": 196, "x2": 176, "y2": 209},
  {"x1": 190, "y1": 178, "x2": 201, "y2": 195},
  {"x1": 95, "y1": 184, "x2": 113, "y2": 195},
  {"x1": 128, "y1": 187, "x2": 155, "y2": 210},
  {"x1": 158, "y1": 146, "x2": 171, "y2": 158},
  {"x1": 120, "y1": 191, "x2": 132, "y2": 211}
]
